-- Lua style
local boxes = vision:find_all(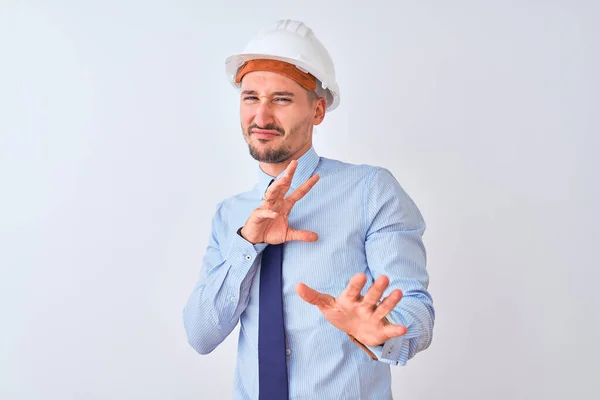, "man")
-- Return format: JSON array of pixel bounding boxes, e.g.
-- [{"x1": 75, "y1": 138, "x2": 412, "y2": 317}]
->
[{"x1": 183, "y1": 19, "x2": 434, "y2": 400}]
